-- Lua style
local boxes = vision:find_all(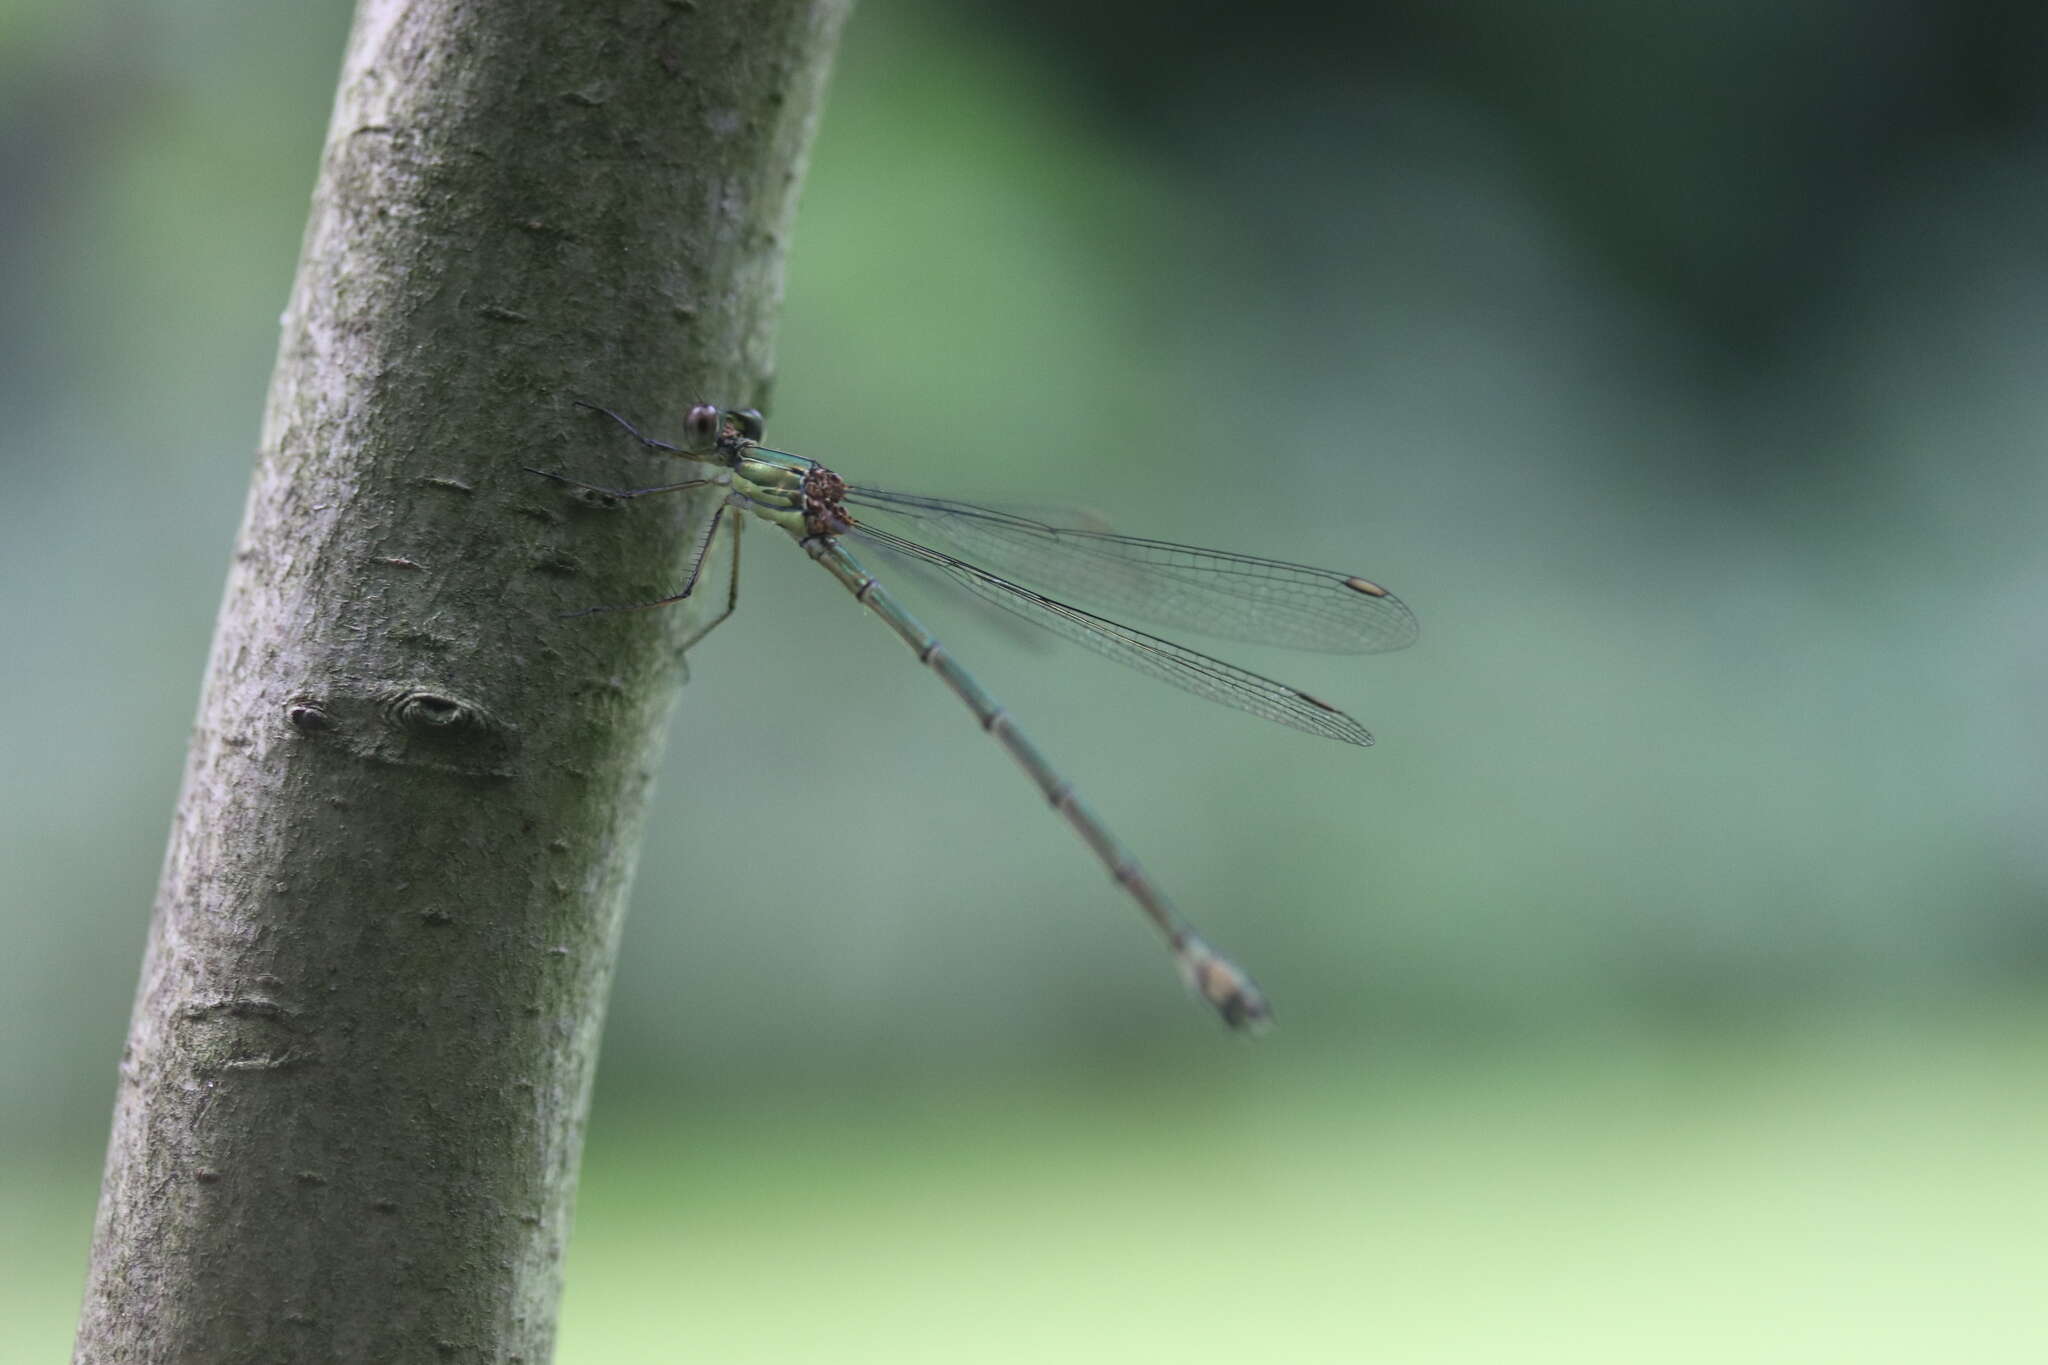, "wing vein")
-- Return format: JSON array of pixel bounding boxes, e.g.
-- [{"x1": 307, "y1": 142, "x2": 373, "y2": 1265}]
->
[
  {"x1": 844, "y1": 487, "x2": 1418, "y2": 655},
  {"x1": 849, "y1": 523, "x2": 1374, "y2": 746}
]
